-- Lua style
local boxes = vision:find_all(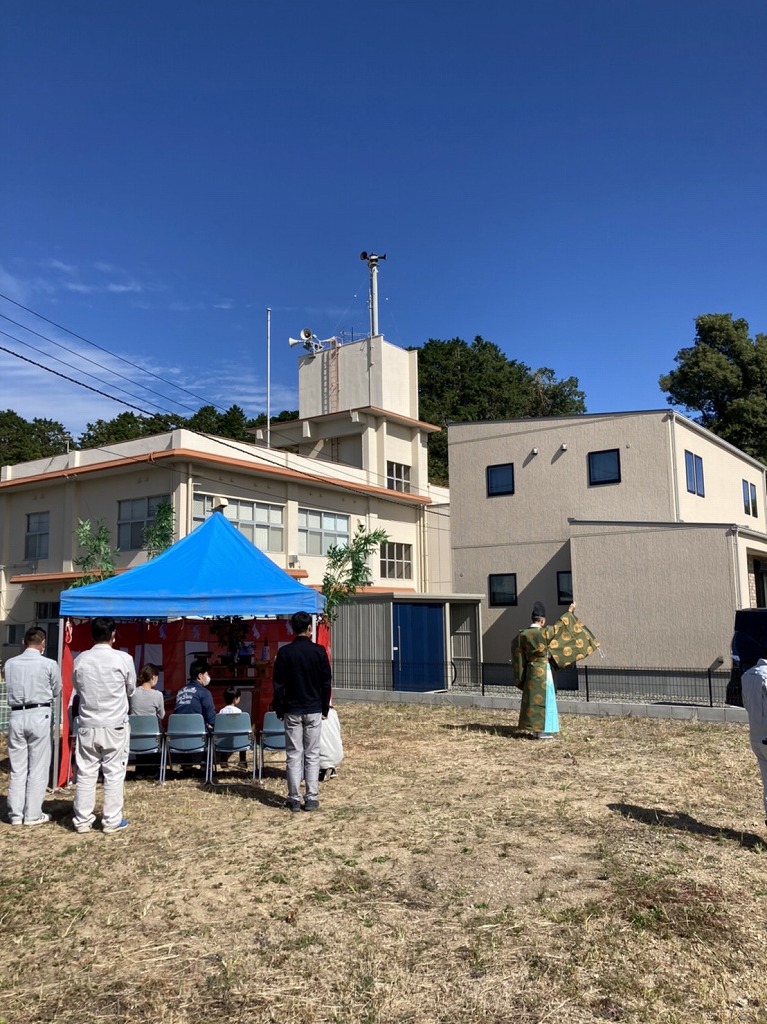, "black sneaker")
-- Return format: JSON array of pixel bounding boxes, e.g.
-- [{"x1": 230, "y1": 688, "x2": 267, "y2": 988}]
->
[
  {"x1": 286, "y1": 800, "x2": 302, "y2": 813},
  {"x1": 303, "y1": 800, "x2": 320, "y2": 812}
]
